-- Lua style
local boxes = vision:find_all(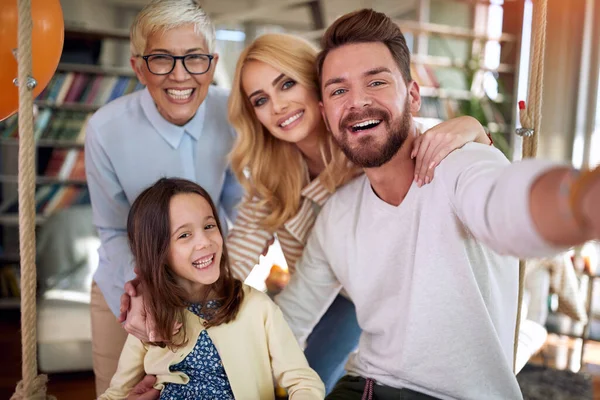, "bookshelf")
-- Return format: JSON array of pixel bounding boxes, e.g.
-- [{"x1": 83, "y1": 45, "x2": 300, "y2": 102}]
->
[
  {"x1": 0, "y1": 297, "x2": 21, "y2": 310},
  {"x1": 0, "y1": 138, "x2": 84, "y2": 148},
  {"x1": 0, "y1": 27, "x2": 139, "y2": 308},
  {"x1": 0, "y1": 175, "x2": 87, "y2": 185},
  {"x1": 0, "y1": 73, "x2": 142, "y2": 200},
  {"x1": 410, "y1": 0, "x2": 519, "y2": 157}
]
